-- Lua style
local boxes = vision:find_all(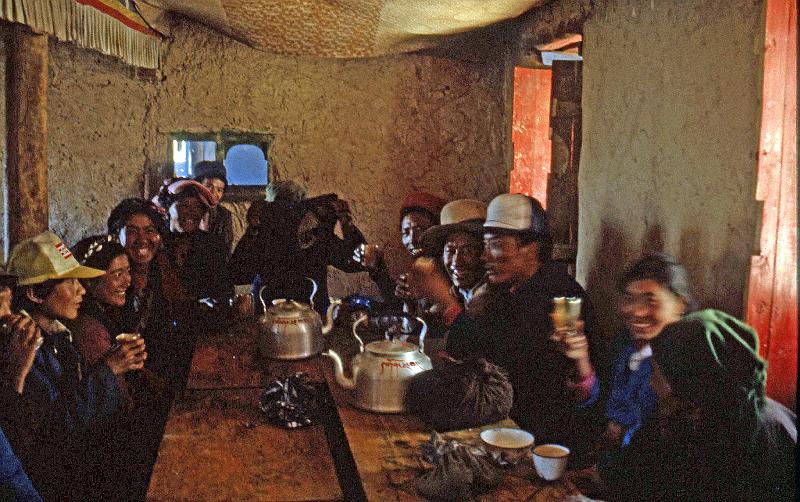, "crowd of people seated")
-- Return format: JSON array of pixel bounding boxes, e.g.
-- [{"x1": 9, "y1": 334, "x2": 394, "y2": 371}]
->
[{"x1": 0, "y1": 161, "x2": 795, "y2": 501}]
